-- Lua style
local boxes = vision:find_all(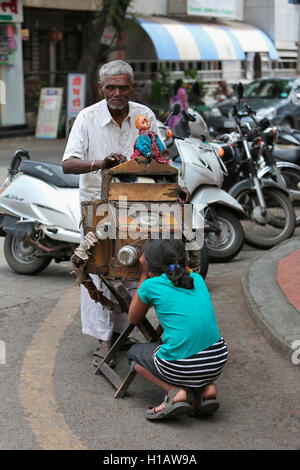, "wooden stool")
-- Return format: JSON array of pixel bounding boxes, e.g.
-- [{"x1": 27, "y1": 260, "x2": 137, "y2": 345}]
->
[{"x1": 94, "y1": 278, "x2": 163, "y2": 398}]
